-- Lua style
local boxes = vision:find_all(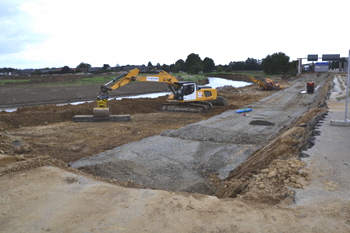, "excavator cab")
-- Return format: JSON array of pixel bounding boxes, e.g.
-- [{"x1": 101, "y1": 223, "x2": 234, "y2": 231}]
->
[
  {"x1": 182, "y1": 83, "x2": 196, "y2": 100},
  {"x1": 173, "y1": 82, "x2": 197, "y2": 101}
]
